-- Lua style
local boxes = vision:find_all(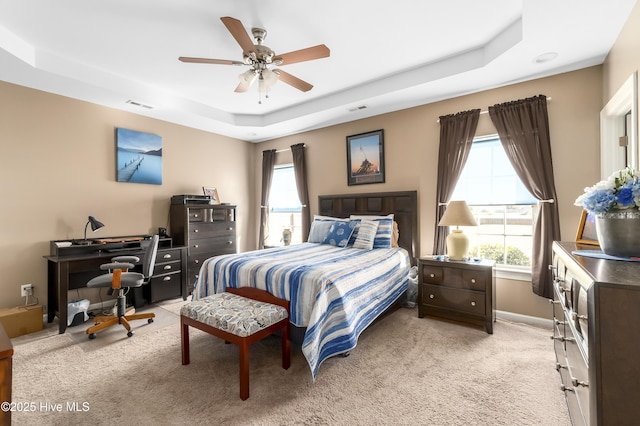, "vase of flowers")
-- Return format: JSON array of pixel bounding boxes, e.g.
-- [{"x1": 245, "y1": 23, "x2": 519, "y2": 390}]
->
[{"x1": 575, "y1": 167, "x2": 640, "y2": 257}]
